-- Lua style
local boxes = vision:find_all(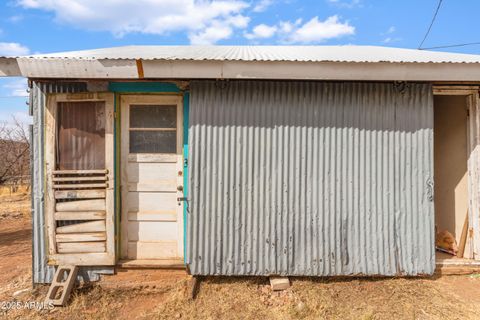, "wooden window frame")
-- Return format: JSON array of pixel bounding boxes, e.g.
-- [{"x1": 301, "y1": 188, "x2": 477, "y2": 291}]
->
[{"x1": 45, "y1": 92, "x2": 115, "y2": 266}]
